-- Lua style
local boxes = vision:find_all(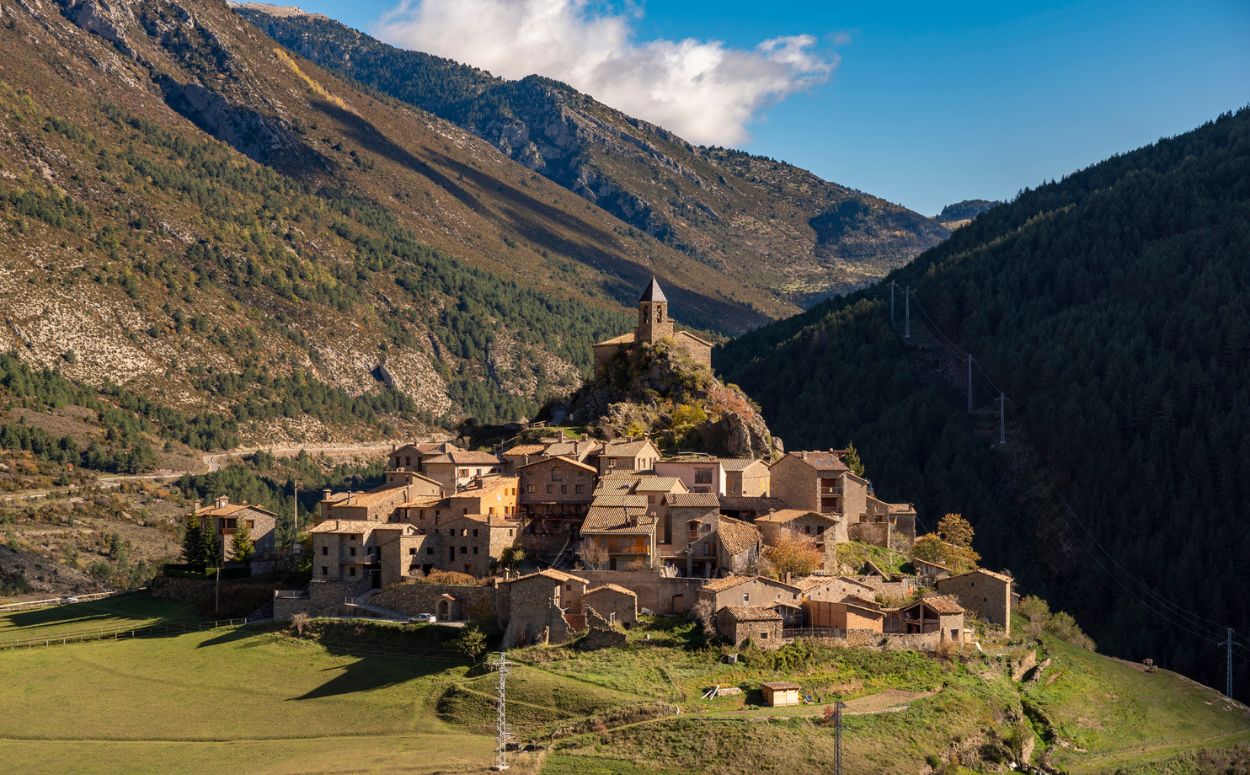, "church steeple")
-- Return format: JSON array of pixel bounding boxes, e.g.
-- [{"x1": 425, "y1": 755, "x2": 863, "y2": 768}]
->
[{"x1": 637, "y1": 277, "x2": 673, "y2": 344}]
